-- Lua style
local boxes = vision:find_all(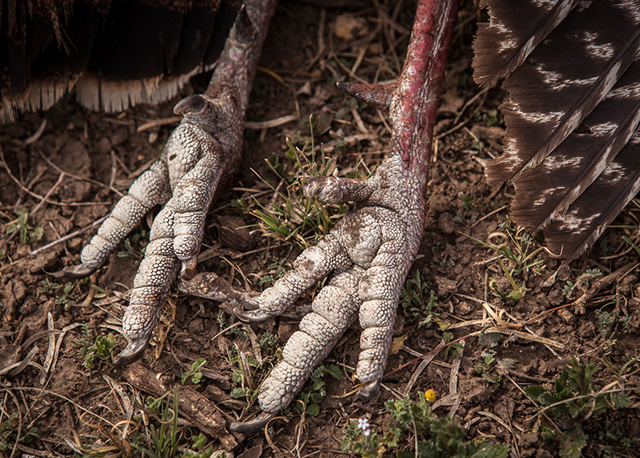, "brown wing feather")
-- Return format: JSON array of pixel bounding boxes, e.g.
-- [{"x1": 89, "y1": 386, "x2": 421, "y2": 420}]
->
[
  {"x1": 473, "y1": 0, "x2": 579, "y2": 88},
  {"x1": 473, "y1": 0, "x2": 640, "y2": 259}
]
